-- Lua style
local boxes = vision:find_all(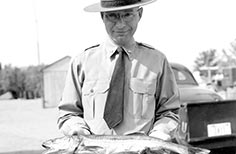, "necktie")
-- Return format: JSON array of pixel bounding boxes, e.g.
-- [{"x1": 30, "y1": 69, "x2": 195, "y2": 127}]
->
[{"x1": 104, "y1": 47, "x2": 125, "y2": 129}]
